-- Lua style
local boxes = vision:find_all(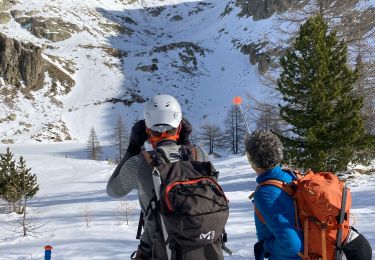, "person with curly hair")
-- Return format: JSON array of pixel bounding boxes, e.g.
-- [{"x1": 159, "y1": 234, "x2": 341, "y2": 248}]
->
[{"x1": 245, "y1": 130, "x2": 303, "y2": 260}]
